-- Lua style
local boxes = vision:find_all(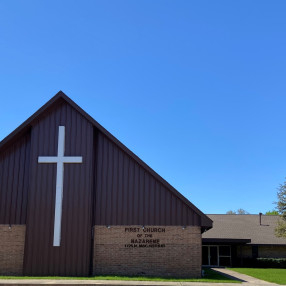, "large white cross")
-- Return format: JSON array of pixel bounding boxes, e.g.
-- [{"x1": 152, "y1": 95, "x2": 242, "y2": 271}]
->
[{"x1": 38, "y1": 126, "x2": 83, "y2": 247}]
